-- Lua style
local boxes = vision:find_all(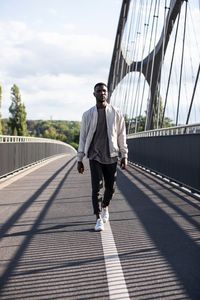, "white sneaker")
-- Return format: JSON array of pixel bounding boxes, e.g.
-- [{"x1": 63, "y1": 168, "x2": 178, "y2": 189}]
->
[
  {"x1": 95, "y1": 218, "x2": 104, "y2": 231},
  {"x1": 101, "y1": 207, "x2": 109, "y2": 223}
]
